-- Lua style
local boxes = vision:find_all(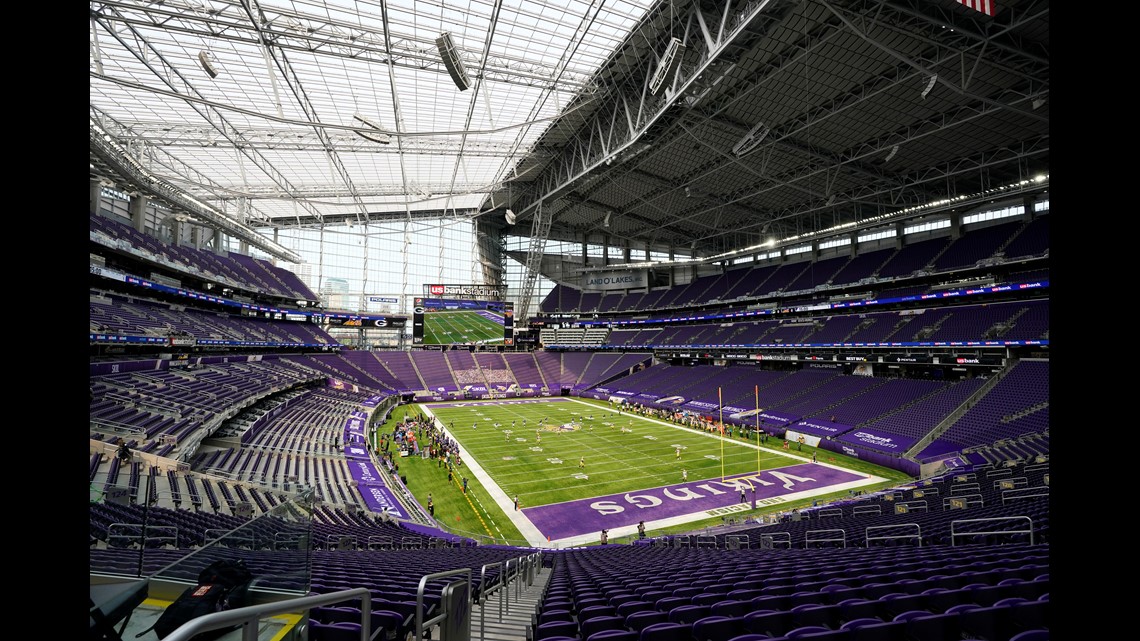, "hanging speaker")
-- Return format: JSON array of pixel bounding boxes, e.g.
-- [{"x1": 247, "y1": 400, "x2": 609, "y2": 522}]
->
[
  {"x1": 435, "y1": 32, "x2": 470, "y2": 91},
  {"x1": 649, "y1": 37, "x2": 685, "y2": 95},
  {"x1": 198, "y1": 50, "x2": 218, "y2": 79},
  {"x1": 505, "y1": 209, "x2": 516, "y2": 225},
  {"x1": 732, "y1": 122, "x2": 769, "y2": 157}
]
